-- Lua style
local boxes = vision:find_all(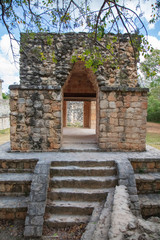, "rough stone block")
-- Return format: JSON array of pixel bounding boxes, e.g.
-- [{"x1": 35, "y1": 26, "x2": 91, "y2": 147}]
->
[
  {"x1": 109, "y1": 101, "x2": 116, "y2": 109},
  {"x1": 147, "y1": 162, "x2": 155, "y2": 169},
  {"x1": 24, "y1": 226, "x2": 35, "y2": 237},
  {"x1": 31, "y1": 216, "x2": 44, "y2": 226},
  {"x1": 28, "y1": 202, "x2": 46, "y2": 216},
  {"x1": 108, "y1": 92, "x2": 116, "y2": 101},
  {"x1": 100, "y1": 100, "x2": 108, "y2": 109}
]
